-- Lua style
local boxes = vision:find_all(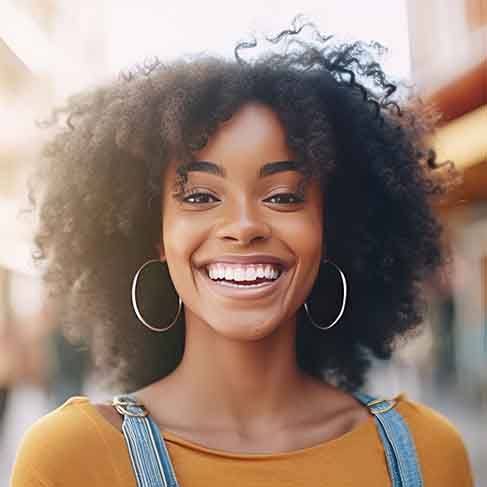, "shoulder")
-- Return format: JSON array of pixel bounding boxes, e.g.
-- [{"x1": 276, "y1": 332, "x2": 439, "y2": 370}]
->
[
  {"x1": 394, "y1": 393, "x2": 474, "y2": 486},
  {"x1": 14, "y1": 396, "x2": 111, "y2": 451},
  {"x1": 395, "y1": 393, "x2": 468, "y2": 449},
  {"x1": 11, "y1": 396, "x2": 128, "y2": 486}
]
